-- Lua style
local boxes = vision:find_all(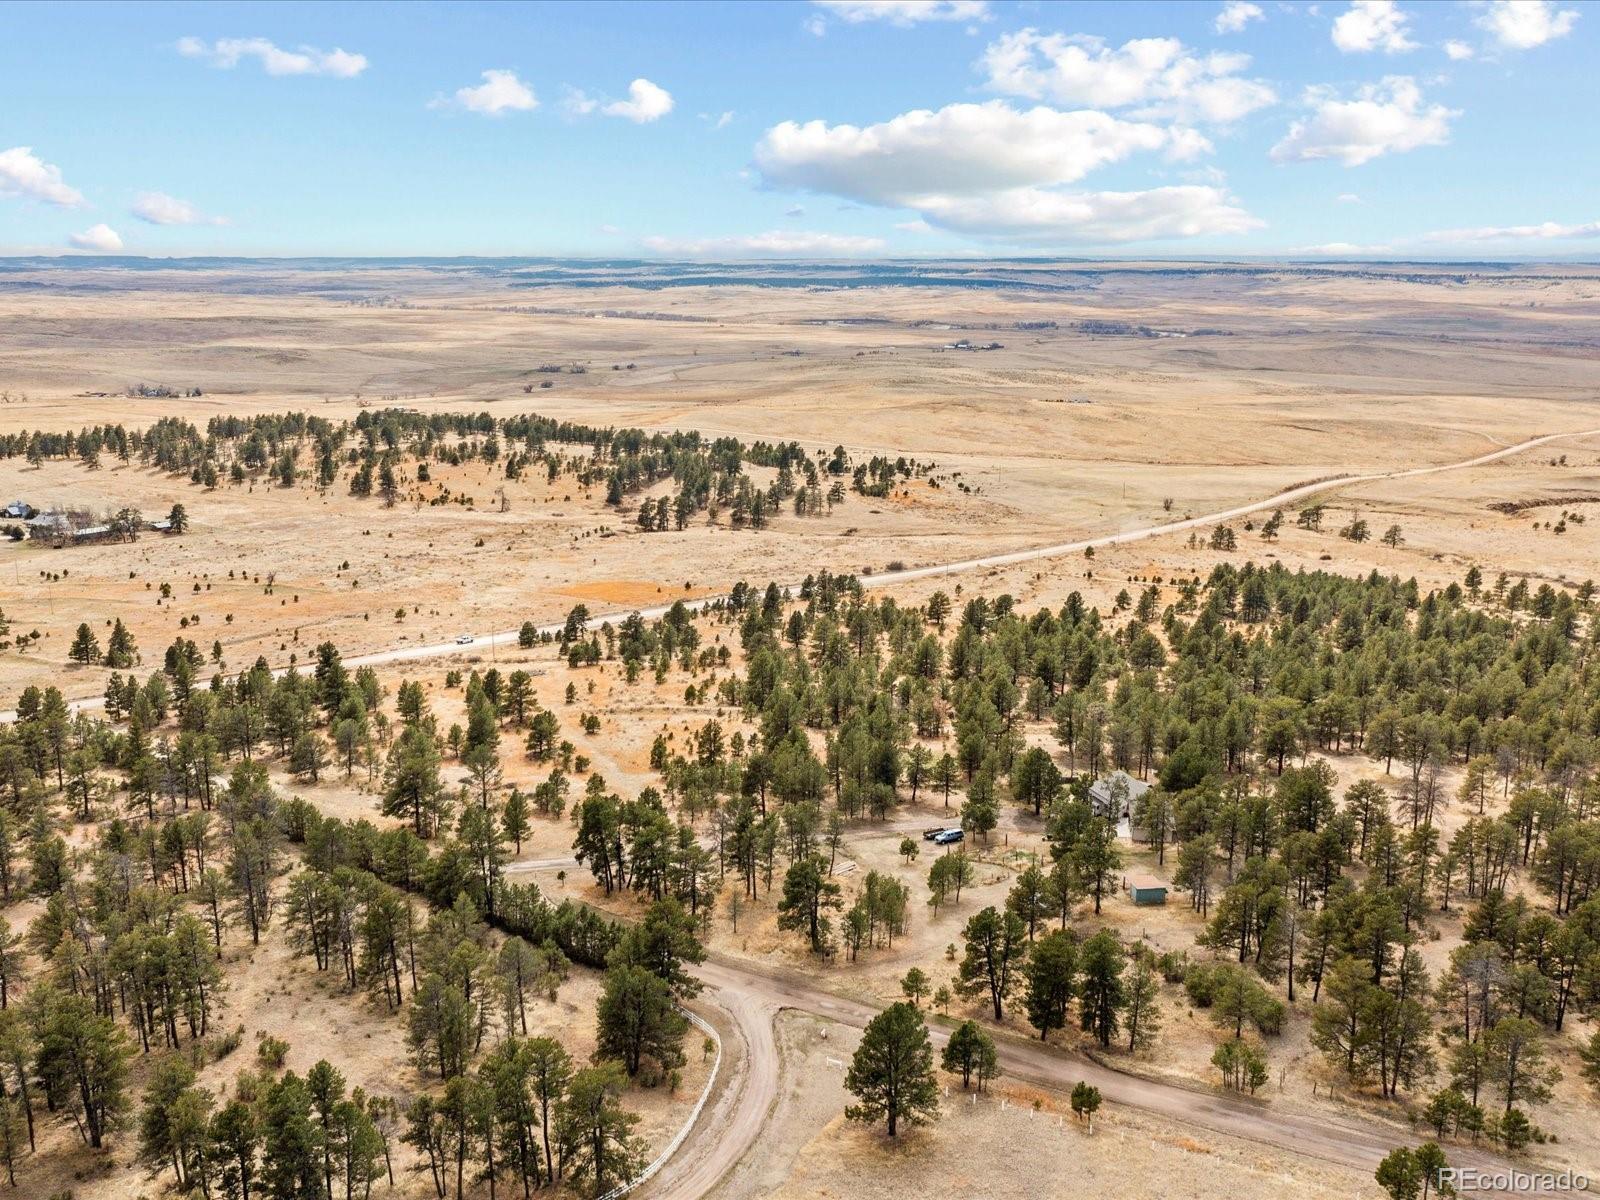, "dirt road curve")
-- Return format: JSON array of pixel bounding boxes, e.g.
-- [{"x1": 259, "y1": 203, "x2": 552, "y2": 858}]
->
[
  {"x1": 496, "y1": 822, "x2": 1529, "y2": 1194},
  {"x1": 679, "y1": 956, "x2": 1523, "y2": 1199},
  {"x1": 499, "y1": 854, "x2": 1528, "y2": 1195},
  {"x1": 641, "y1": 984, "x2": 781, "y2": 1200},
  {"x1": 16, "y1": 426, "x2": 1600, "y2": 722}
]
